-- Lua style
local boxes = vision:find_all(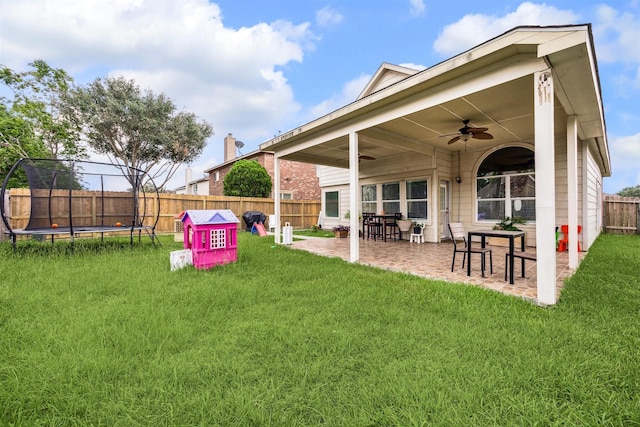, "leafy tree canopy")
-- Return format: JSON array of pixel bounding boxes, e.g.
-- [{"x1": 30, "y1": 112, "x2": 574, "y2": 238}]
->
[
  {"x1": 223, "y1": 159, "x2": 272, "y2": 198},
  {"x1": 618, "y1": 185, "x2": 640, "y2": 198},
  {"x1": 63, "y1": 76, "x2": 213, "y2": 190},
  {"x1": 0, "y1": 104, "x2": 50, "y2": 188},
  {"x1": 0, "y1": 60, "x2": 85, "y2": 161}
]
